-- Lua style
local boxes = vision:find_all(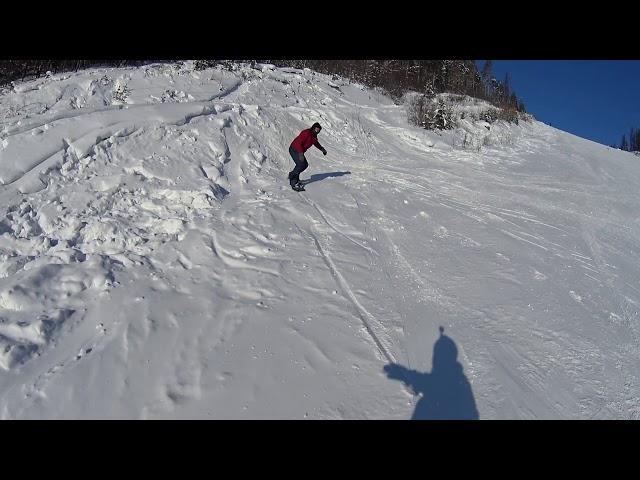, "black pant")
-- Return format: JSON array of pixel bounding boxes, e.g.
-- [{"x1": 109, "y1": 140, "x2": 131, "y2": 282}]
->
[{"x1": 288, "y1": 145, "x2": 308, "y2": 186}]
